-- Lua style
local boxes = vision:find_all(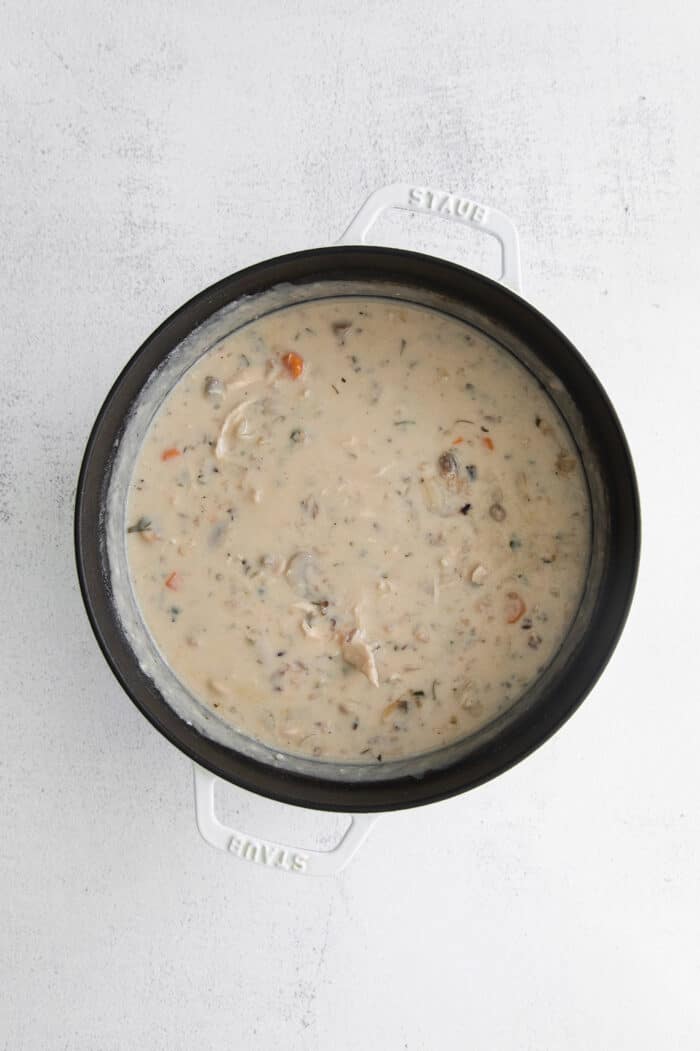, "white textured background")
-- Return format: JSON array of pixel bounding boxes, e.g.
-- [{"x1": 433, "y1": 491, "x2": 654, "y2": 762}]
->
[{"x1": 2, "y1": 2, "x2": 699, "y2": 1048}]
